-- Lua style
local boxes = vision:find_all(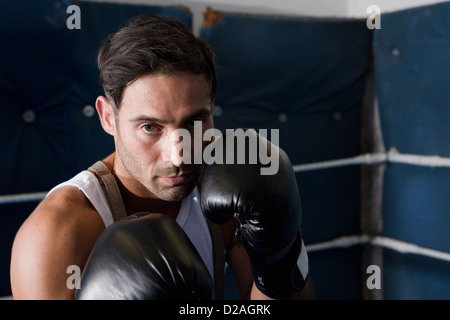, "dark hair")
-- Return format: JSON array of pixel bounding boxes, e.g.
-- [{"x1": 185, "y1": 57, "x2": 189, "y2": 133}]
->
[{"x1": 97, "y1": 14, "x2": 217, "y2": 109}]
